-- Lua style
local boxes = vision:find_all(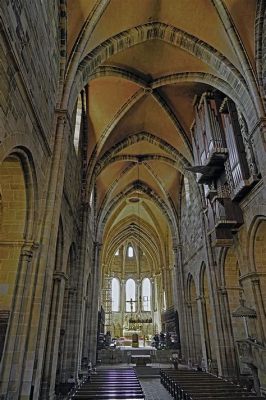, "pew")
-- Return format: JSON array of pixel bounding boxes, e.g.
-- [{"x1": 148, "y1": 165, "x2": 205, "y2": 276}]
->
[
  {"x1": 71, "y1": 368, "x2": 145, "y2": 400},
  {"x1": 160, "y1": 369, "x2": 265, "y2": 400}
]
